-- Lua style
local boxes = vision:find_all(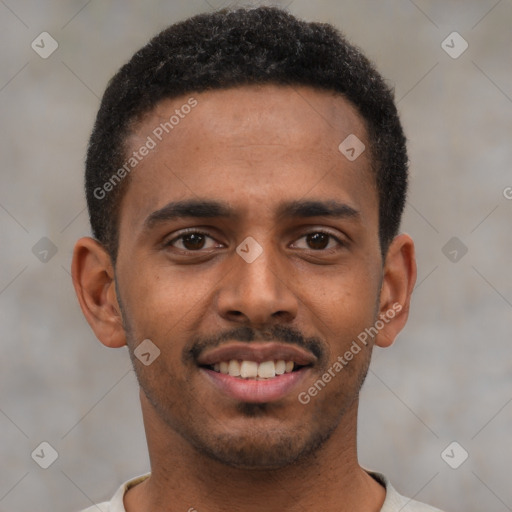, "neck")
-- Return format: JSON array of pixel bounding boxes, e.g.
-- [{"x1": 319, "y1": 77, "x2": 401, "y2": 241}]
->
[{"x1": 125, "y1": 392, "x2": 385, "y2": 512}]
